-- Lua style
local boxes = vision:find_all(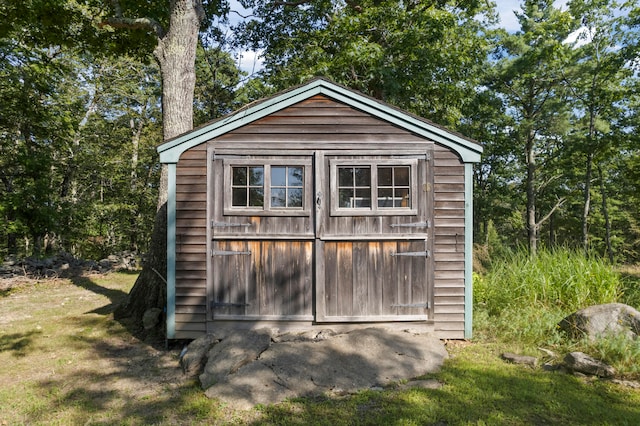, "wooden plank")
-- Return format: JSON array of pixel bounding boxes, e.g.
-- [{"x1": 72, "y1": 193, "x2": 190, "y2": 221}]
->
[
  {"x1": 433, "y1": 312, "x2": 465, "y2": 322},
  {"x1": 175, "y1": 252, "x2": 206, "y2": 262},
  {"x1": 433, "y1": 295, "x2": 465, "y2": 305},
  {"x1": 435, "y1": 270, "x2": 465, "y2": 280},
  {"x1": 352, "y1": 242, "x2": 368, "y2": 316},
  {"x1": 336, "y1": 242, "x2": 353, "y2": 316},
  {"x1": 175, "y1": 313, "x2": 206, "y2": 323},
  {"x1": 175, "y1": 322, "x2": 207, "y2": 332},
  {"x1": 176, "y1": 191, "x2": 207, "y2": 201},
  {"x1": 175, "y1": 305, "x2": 206, "y2": 314},
  {"x1": 434, "y1": 192, "x2": 465, "y2": 201},
  {"x1": 254, "y1": 115, "x2": 390, "y2": 126},
  {"x1": 434, "y1": 304, "x2": 465, "y2": 314},
  {"x1": 381, "y1": 241, "x2": 400, "y2": 315},
  {"x1": 433, "y1": 252, "x2": 465, "y2": 262},
  {"x1": 434, "y1": 175, "x2": 465, "y2": 184},
  {"x1": 433, "y1": 285, "x2": 465, "y2": 294},
  {"x1": 435, "y1": 261, "x2": 465, "y2": 271},
  {"x1": 174, "y1": 330, "x2": 207, "y2": 339},
  {"x1": 232, "y1": 124, "x2": 408, "y2": 135},
  {"x1": 177, "y1": 166, "x2": 207, "y2": 177}
]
